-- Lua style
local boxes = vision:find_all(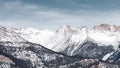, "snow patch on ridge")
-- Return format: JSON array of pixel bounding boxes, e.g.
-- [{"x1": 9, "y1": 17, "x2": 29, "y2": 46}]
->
[{"x1": 102, "y1": 52, "x2": 114, "y2": 61}]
